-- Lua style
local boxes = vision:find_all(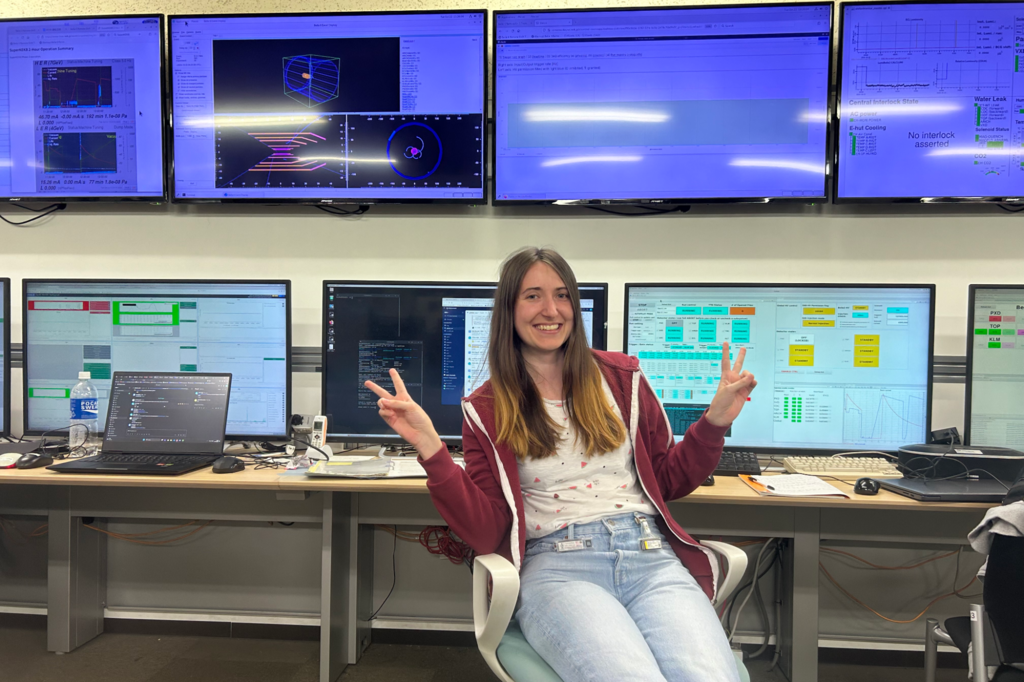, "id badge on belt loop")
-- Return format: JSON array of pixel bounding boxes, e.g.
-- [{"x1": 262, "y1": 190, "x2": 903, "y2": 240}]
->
[
  {"x1": 555, "y1": 539, "x2": 593, "y2": 552},
  {"x1": 635, "y1": 513, "x2": 662, "y2": 551}
]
